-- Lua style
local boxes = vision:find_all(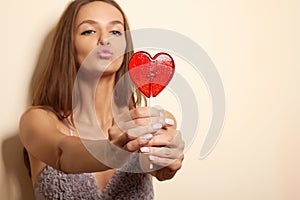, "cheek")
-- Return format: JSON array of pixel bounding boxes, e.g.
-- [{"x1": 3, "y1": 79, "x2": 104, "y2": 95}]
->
[
  {"x1": 113, "y1": 55, "x2": 125, "y2": 69},
  {"x1": 74, "y1": 38, "x2": 96, "y2": 66},
  {"x1": 111, "y1": 35, "x2": 127, "y2": 57},
  {"x1": 107, "y1": 36, "x2": 127, "y2": 70}
]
